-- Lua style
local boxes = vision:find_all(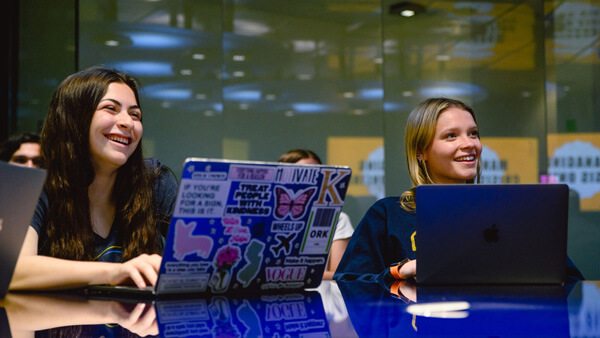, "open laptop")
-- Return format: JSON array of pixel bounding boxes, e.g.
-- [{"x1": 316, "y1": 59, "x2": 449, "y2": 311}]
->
[
  {"x1": 89, "y1": 158, "x2": 351, "y2": 297},
  {"x1": 0, "y1": 161, "x2": 46, "y2": 298},
  {"x1": 415, "y1": 184, "x2": 569, "y2": 285}
]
